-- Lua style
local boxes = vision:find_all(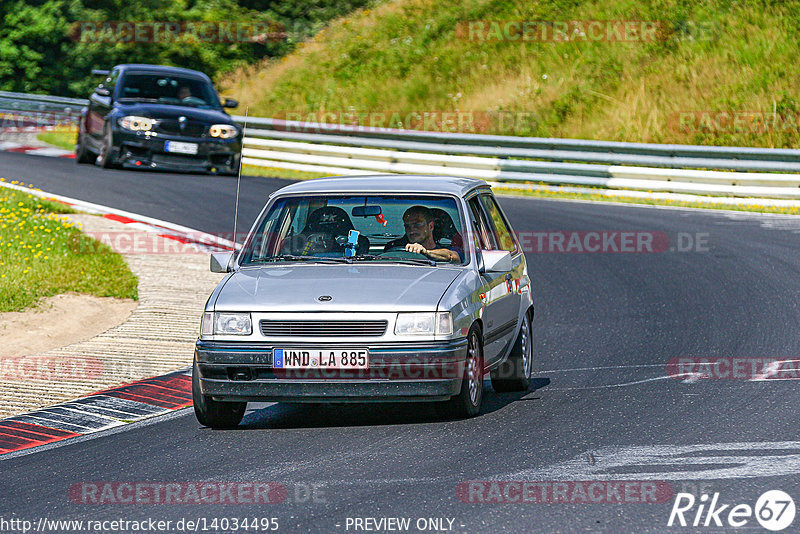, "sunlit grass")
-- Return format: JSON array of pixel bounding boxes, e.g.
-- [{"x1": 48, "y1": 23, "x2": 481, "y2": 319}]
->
[
  {"x1": 220, "y1": 0, "x2": 800, "y2": 148},
  {"x1": 36, "y1": 129, "x2": 77, "y2": 151},
  {"x1": 242, "y1": 164, "x2": 332, "y2": 181},
  {"x1": 0, "y1": 181, "x2": 138, "y2": 312}
]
